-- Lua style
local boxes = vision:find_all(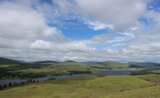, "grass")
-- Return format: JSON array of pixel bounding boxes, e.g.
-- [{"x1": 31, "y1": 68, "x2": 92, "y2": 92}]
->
[
  {"x1": 104, "y1": 86, "x2": 160, "y2": 98},
  {"x1": 131, "y1": 68, "x2": 160, "y2": 75},
  {"x1": 138, "y1": 74, "x2": 160, "y2": 84},
  {"x1": 0, "y1": 75, "x2": 160, "y2": 98},
  {"x1": 15, "y1": 65, "x2": 89, "y2": 73},
  {"x1": 98, "y1": 61, "x2": 129, "y2": 68}
]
